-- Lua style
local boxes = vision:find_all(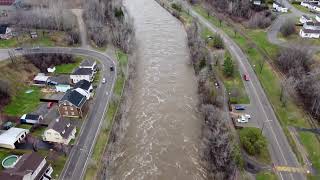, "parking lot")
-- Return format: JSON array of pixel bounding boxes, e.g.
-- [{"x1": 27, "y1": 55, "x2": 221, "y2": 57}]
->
[{"x1": 231, "y1": 104, "x2": 260, "y2": 128}]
